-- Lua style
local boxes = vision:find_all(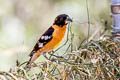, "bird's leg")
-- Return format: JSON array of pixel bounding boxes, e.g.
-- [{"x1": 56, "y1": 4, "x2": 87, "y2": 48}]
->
[
  {"x1": 43, "y1": 53, "x2": 50, "y2": 60},
  {"x1": 48, "y1": 50, "x2": 63, "y2": 58},
  {"x1": 47, "y1": 51, "x2": 54, "y2": 60}
]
